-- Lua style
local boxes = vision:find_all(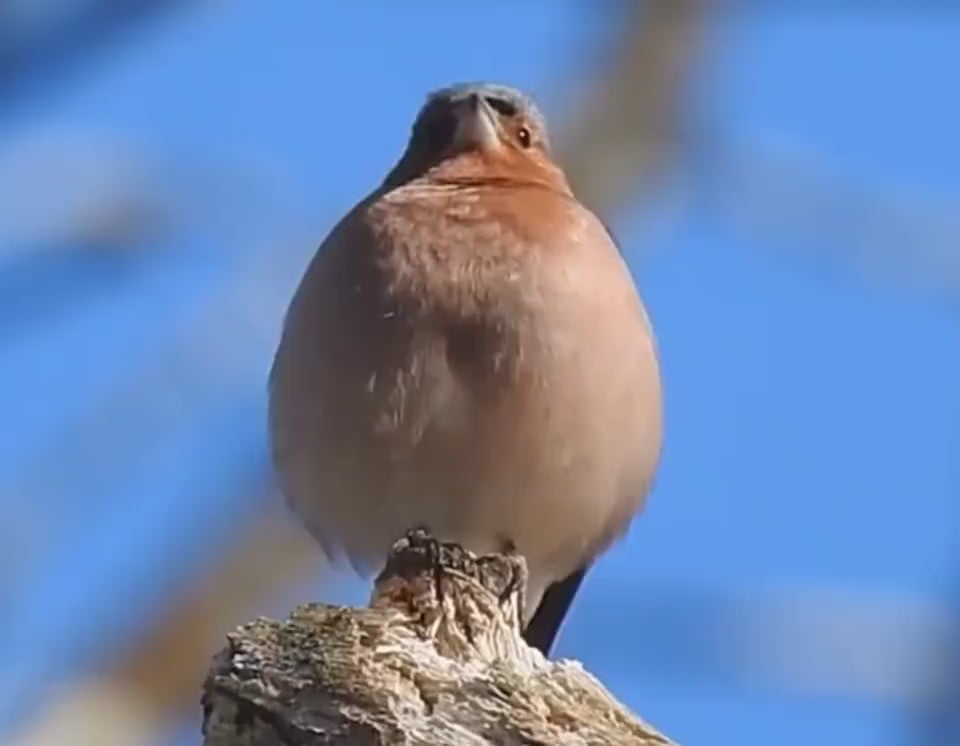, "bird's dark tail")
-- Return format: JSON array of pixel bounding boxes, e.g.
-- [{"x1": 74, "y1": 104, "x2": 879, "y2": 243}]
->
[{"x1": 522, "y1": 567, "x2": 588, "y2": 656}]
